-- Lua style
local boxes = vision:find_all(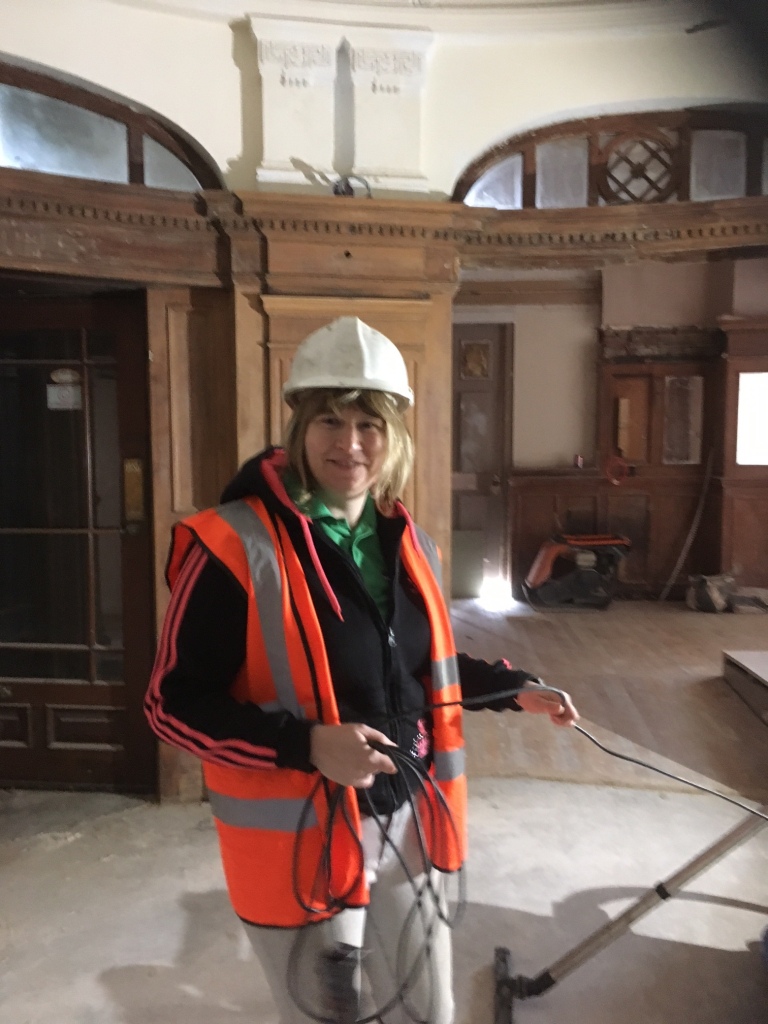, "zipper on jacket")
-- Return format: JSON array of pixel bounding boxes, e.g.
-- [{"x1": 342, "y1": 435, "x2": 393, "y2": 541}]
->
[{"x1": 344, "y1": 551, "x2": 403, "y2": 749}]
